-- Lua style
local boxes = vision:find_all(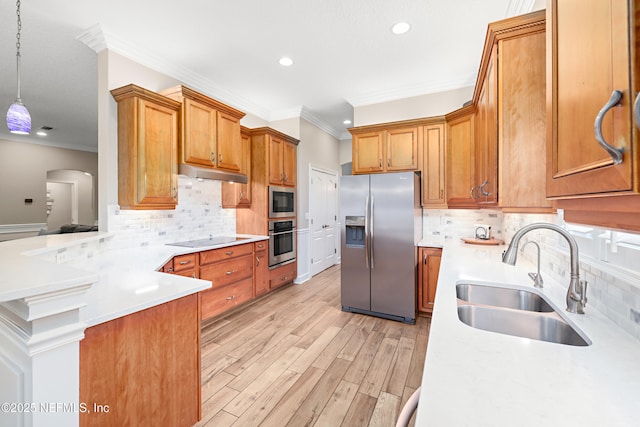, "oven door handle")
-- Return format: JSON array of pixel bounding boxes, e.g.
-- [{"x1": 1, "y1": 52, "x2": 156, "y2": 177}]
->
[{"x1": 269, "y1": 230, "x2": 296, "y2": 236}]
